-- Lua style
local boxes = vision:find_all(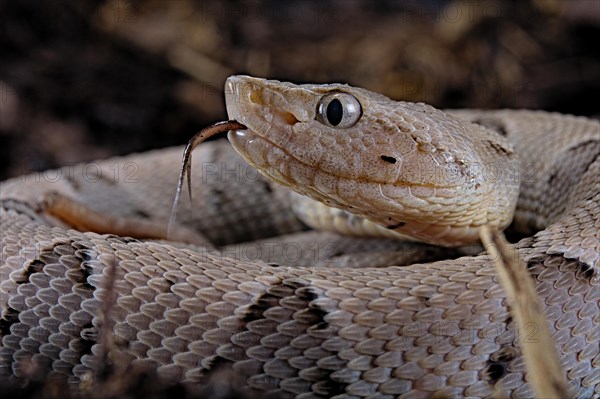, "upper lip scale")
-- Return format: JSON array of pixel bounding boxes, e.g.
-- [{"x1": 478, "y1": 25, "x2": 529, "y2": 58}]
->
[{"x1": 232, "y1": 128, "x2": 454, "y2": 190}]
